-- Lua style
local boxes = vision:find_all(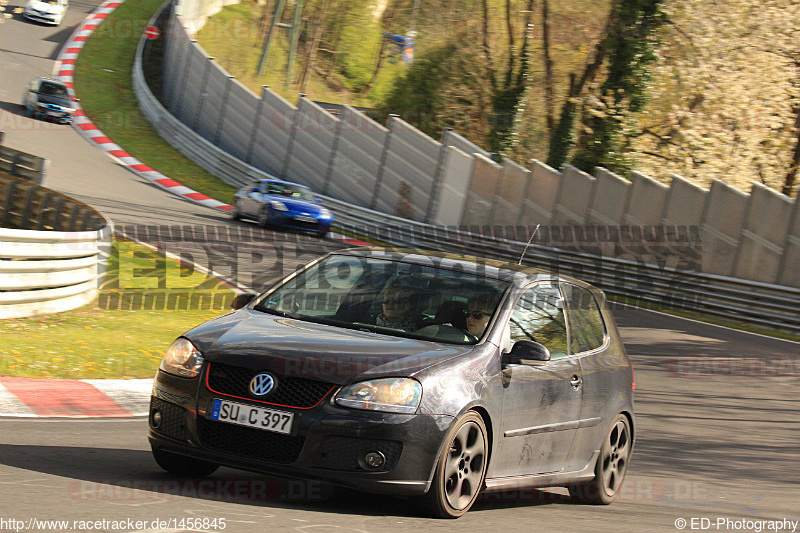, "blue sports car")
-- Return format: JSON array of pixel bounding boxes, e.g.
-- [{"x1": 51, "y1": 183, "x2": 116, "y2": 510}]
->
[{"x1": 231, "y1": 179, "x2": 334, "y2": 238}]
